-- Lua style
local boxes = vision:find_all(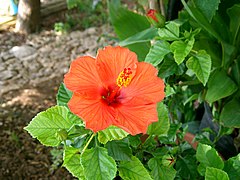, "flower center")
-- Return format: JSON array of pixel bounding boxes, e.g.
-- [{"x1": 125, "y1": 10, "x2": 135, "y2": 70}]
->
[{"x1": 102, "y1": 68, "x2": 133, "y2": 106}]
